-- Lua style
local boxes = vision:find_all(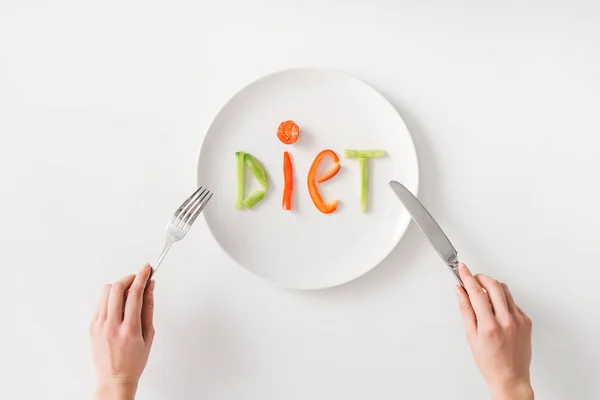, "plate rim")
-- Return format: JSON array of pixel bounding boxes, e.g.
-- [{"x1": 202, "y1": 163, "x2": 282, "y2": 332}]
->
[{"x1": 196, "y1": 67, "x2": 419, "y2": 290}]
